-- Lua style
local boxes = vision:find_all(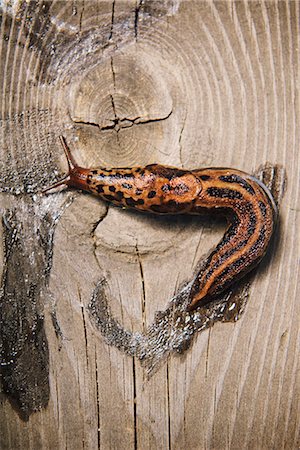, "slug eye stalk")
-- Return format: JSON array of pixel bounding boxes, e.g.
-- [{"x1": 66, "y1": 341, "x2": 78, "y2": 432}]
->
[{"x1": 41, "y1": 136, "x2": 78, "y2": 194}]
